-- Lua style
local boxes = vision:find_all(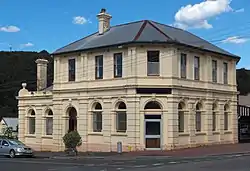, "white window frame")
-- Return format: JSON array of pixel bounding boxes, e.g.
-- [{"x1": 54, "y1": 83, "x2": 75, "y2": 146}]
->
[
  {"x1": 212, "y1": 60, "x2": 217, "y2": 83},
  {"x1": 28, "y1": 110, "x2": 36, "y2": 135},
  {"x1": 147, "y1": 50, "x2": 160, "y2": 76},
  {"x1": 45, "y1": 109, "x2": 53, "y2": 136}
]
